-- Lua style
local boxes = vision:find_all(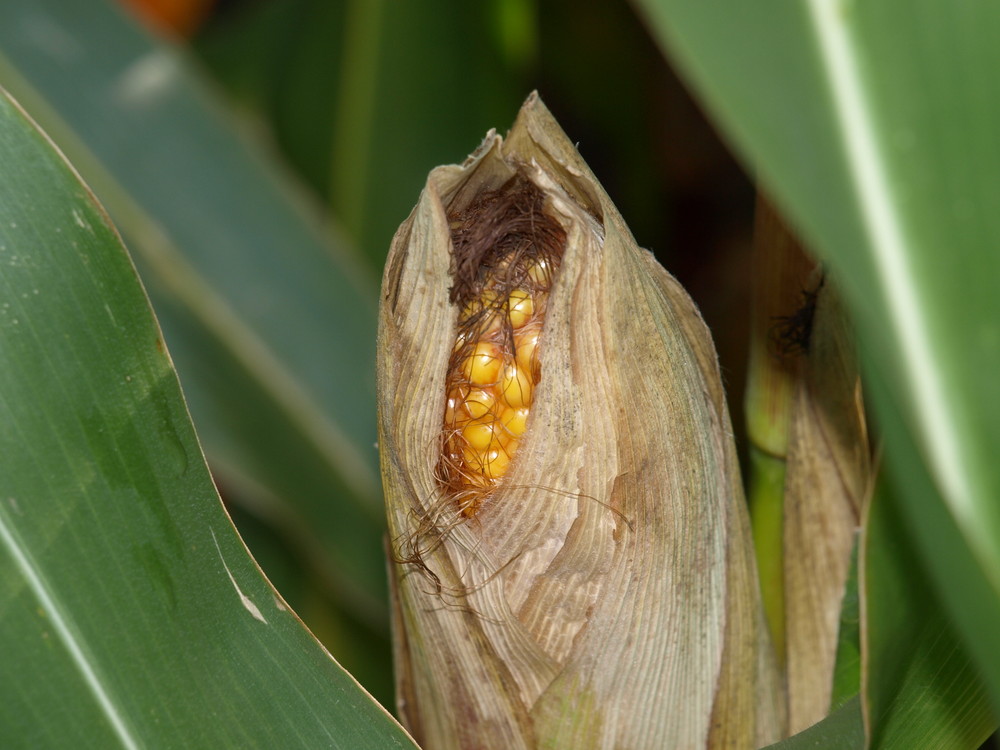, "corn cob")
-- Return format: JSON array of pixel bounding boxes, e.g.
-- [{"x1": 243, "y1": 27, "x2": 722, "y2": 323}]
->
[{"x1": 439, "y1": 177, "x2": 562, "y2": 516}]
